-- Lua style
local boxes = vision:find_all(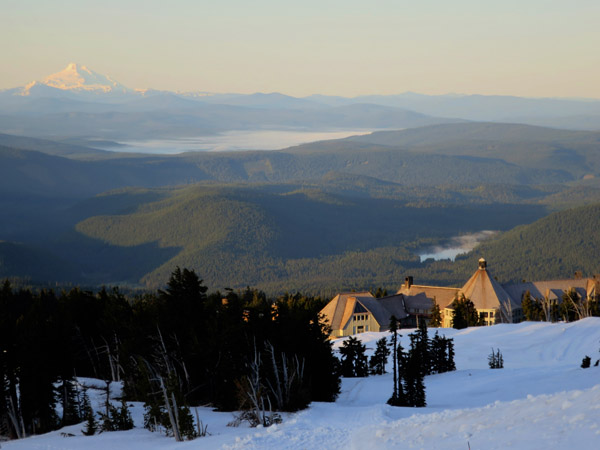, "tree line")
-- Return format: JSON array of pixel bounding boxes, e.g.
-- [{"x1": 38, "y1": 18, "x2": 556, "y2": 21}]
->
[
  {"x1": 521, "y1": 289, "x2": 599, "y2": 322},
  {"x1": 0, "y1": 268, "x2": 340, "y2": 441}
]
